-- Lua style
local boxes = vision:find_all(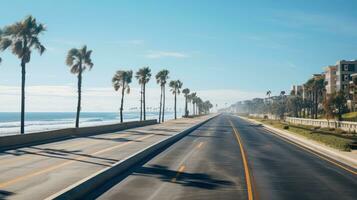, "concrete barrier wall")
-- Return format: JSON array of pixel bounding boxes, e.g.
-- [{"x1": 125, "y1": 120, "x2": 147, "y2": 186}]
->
[
  {"x1": 248, "y1": 113, "x2": 357, "y2": 132},
  {"x1": 0, "y1": 120, "x2": 157, "y2": 150},
  {"x1": 249, "y1": 113, "x2": 279, "y2": 120},
  {"x1": 286, "y1": 117, "x2": 357, "y2": 133},
  {"x1": 47, "y1": 114, "x2": 218, "y2": 200}
]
